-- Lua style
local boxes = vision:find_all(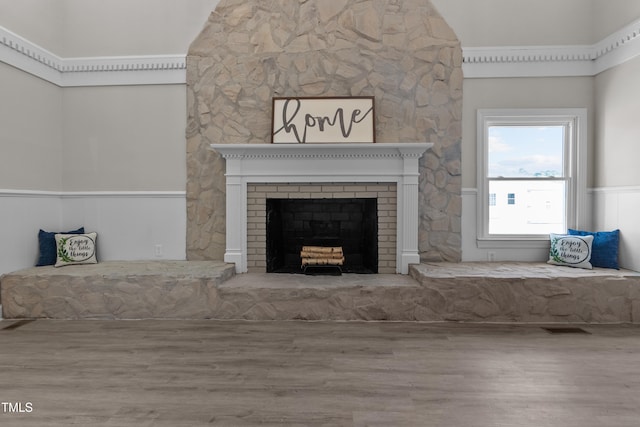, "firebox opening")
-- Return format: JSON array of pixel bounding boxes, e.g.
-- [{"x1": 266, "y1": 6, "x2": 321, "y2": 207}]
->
[{"x1": 266, "y1": 198, "x2": 378, "y2": 274}]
